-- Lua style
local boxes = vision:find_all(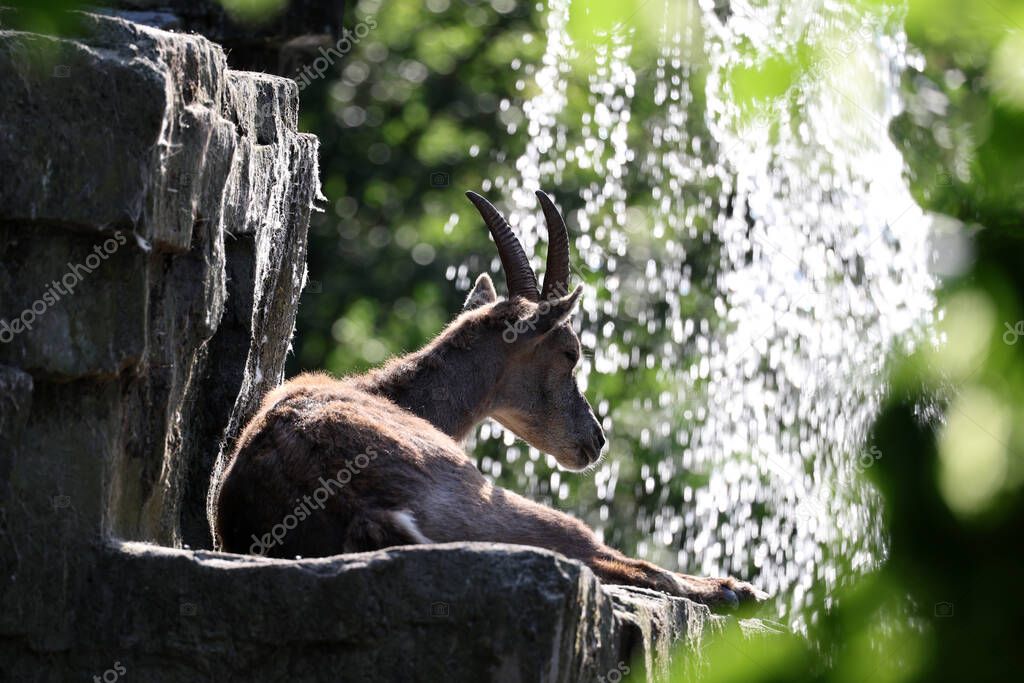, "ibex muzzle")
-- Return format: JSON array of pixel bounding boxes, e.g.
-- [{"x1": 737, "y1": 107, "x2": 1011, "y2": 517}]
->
[{"x1": 212, "y1": 189, "x2": 766, "y2": 610}]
